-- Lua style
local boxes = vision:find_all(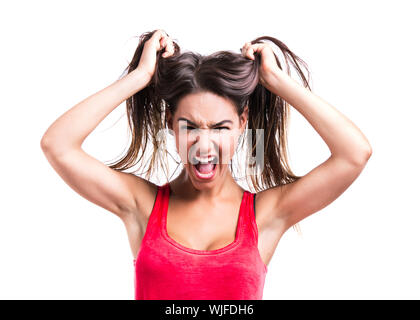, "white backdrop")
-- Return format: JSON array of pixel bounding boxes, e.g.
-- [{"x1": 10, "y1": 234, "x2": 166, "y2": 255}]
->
[{"x1": 1, "y1": 0, "x2": 419, "y2": 299}]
